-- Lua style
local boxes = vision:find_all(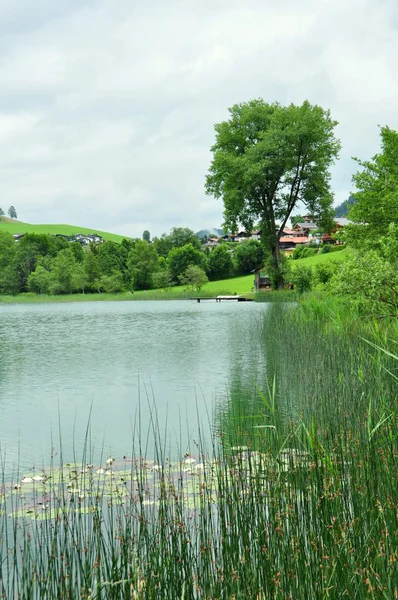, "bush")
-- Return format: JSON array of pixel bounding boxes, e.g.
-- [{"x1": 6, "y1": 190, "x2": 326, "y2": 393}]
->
[
  {"x1": 321, "y1": 244, "x2": 345, "y2": 254},
  {"x1": 291, "y1": 265, "x2": 313, "y2": 293},
  {"x1": 314, "y1": 261, "x2": 340, "y2": 285},
  {"x1": 291, "y1": 246, "x2": 318, "y2": 260}
]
